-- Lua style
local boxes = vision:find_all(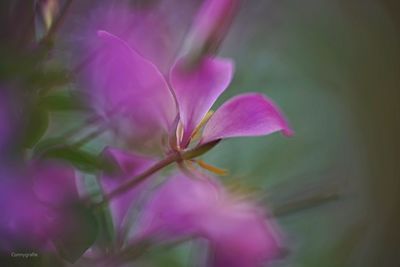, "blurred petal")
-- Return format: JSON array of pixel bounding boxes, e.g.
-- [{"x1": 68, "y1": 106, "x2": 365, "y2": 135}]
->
[
  {"x1": 0, "y1": 169, "x2": 53, "y2": 251},
  {"x1": 101, "y1": 147, "x2": 155, "y2": 228},
  {"x1": 201, "y1": 93, "x2": 293, "y2": 144},
  {"x1": 134, "y1": 173, "x2": 220, "y2": 240},
  {"x1": 134, "y1": 172, "x2": 282, "y2": 266},
  {"x1": 32, "y1": 161, "x2": 78, "y2": 208},
  {"x1": 204, "y1": 202, "x2": 282, "y2": 267},
  {"x1": 82, "y1": 30, "x2": 177, "y2": 151},
  {"x1": 74, "y1": 3, "x2": 183, "y2": 73},
  {"x1": 170, "y1": 57, "x2": 234, "y2": 147},
  {"x1": 184, "y1": 0, "x2": 239, "y2": 58}
]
